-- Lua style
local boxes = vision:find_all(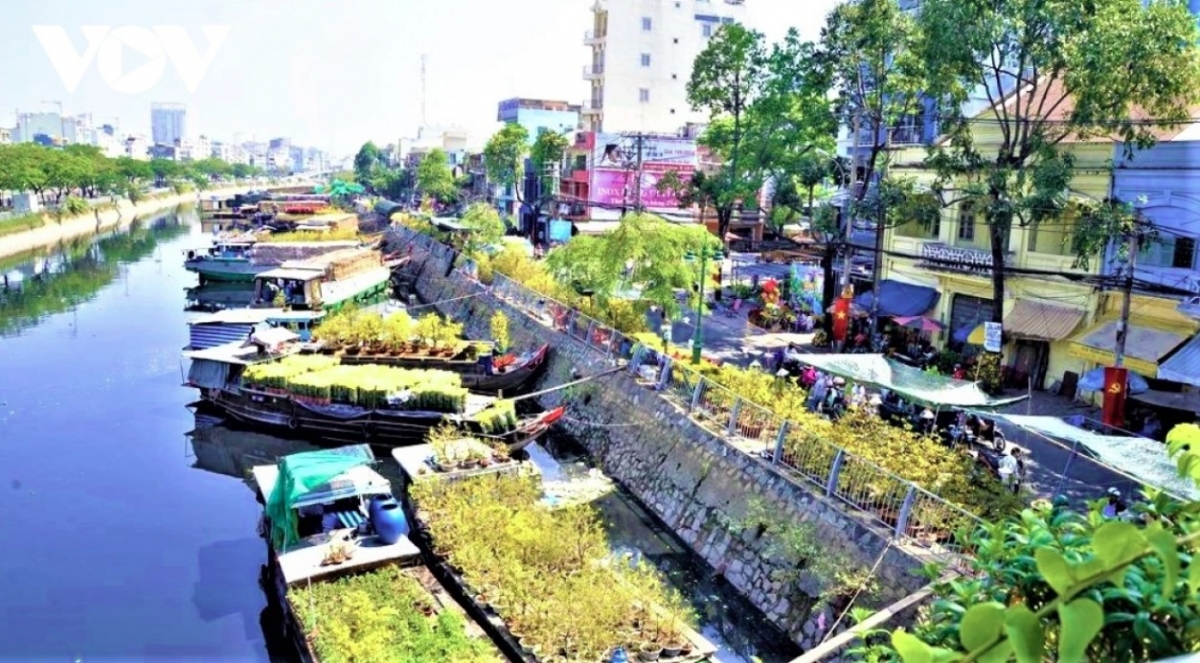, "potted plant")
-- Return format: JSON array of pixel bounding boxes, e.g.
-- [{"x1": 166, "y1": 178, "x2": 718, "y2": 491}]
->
[{"x1": 638, "y1": 641, "x2": 661, "y2": 662}]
